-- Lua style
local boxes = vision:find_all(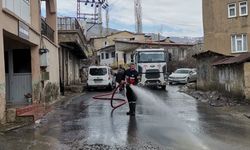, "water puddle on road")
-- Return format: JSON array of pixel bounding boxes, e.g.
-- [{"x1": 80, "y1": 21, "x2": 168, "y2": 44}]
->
[{"x1": 130, "y1": 85, "x2": 210, "y2": 150}]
